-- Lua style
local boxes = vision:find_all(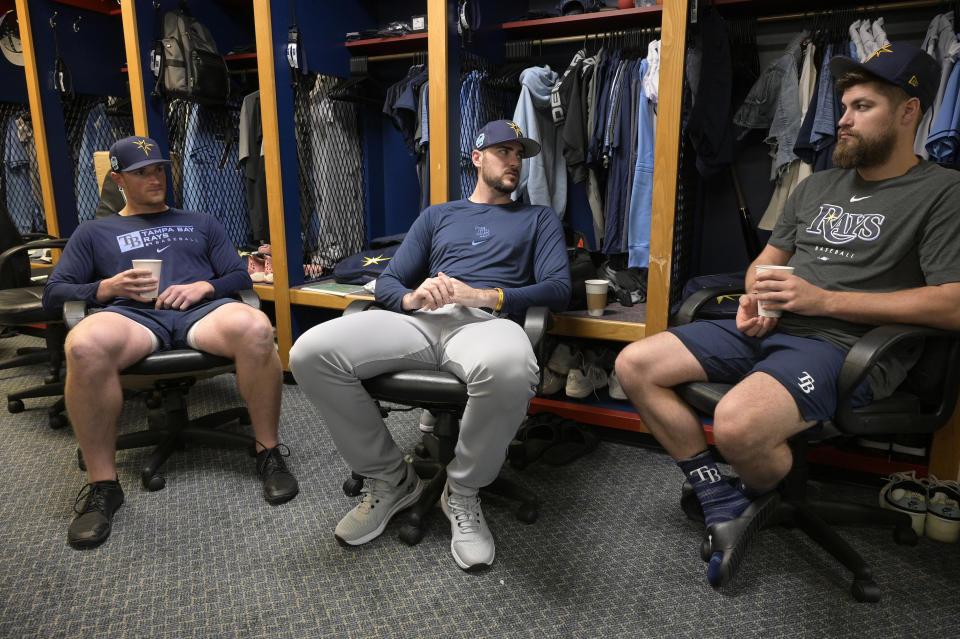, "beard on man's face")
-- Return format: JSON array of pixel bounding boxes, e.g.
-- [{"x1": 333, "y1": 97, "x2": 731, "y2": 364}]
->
[
  {"x1": 832, "y1": 125, "x2": 897, "y2": 169},
  {"x1": 481, "y1": 165, "x2": 518, "y2": 195}
]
